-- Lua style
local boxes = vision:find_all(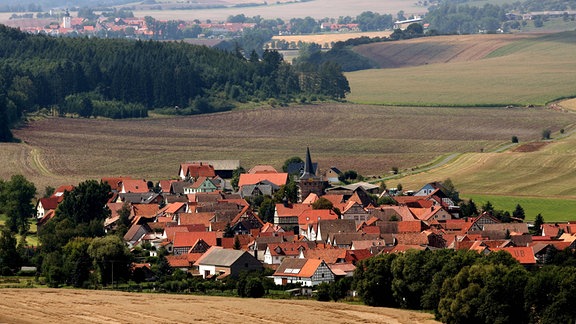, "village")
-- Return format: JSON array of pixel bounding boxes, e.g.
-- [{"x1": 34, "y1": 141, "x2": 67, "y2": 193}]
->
[{"x1": 34, "y1": 147, "x2": 576, "y2": 293}]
